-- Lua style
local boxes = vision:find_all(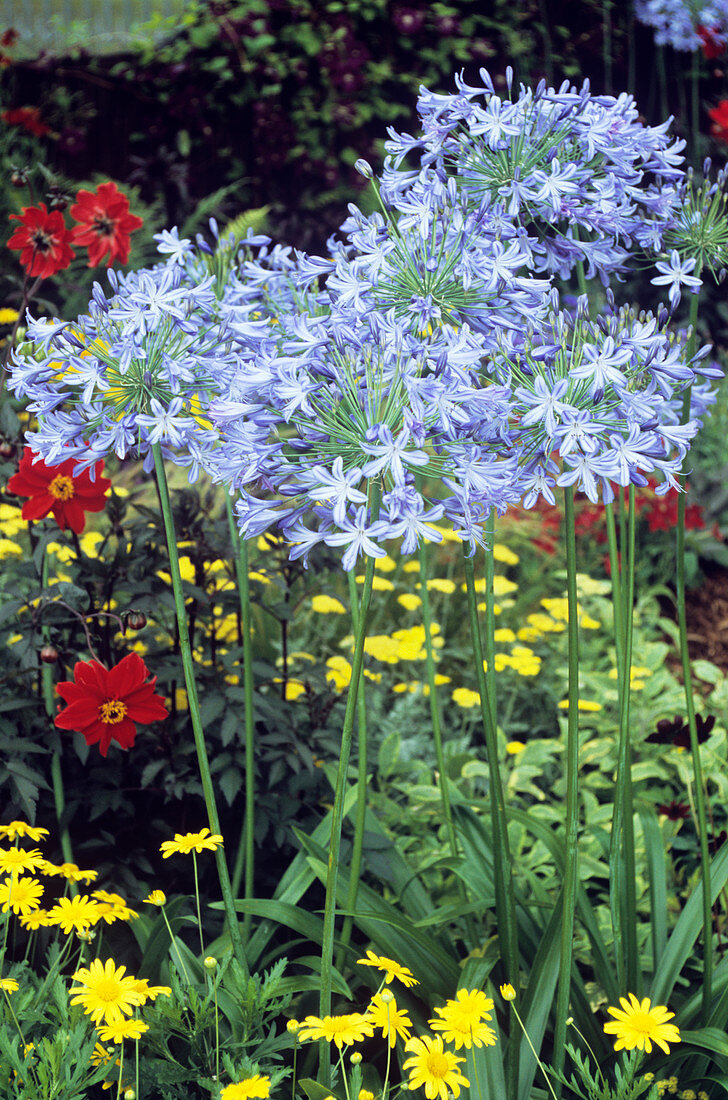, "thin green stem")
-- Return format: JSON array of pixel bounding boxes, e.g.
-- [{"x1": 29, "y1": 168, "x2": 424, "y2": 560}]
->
[
  {"x1": 337, "y1": 568, "x2": 369, "y2": 968},
  {"x1": 193, "y1": 852, "x2": 205, "y2": 958},
  {"x1": 463, "y1": 551, "x2": 519, "y2": 1093},
  {"x1": 318, "y1": 481, "x2": 381, "y2": 1086},
  {"x1": 552, "y1": 486, "x2": 580, "y2": 1081},
  {"x1": 483, "y1": 514, "x2": 497, "y2": 730},
  {"x1": 608, "y1": 487, "x2": 638, "y2": 994},
  {"x1": 511, "y1": 1003, "x2": 559, "y2": 1100},
  {"x1": 151, "y1": 445, "x2": 248, "y2": 976},
  {"x1": 40, "y1": 549, "x2": 75, "y2": 879},
  {"x1": 160, "y1": 906, "x2": 190, "y2": 983},
  {"x1": 225, "y1": 495, "x2": 255, "y2": 940}
]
